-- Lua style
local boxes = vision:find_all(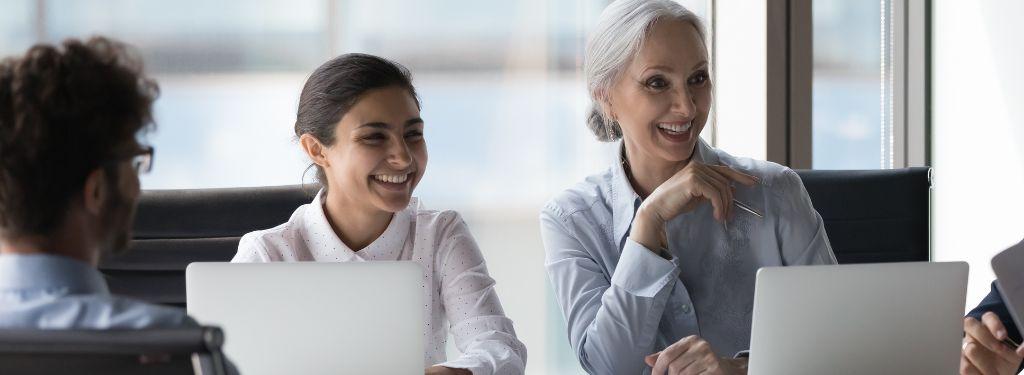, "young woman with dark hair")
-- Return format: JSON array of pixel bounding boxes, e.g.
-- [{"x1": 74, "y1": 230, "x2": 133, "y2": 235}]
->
[{"x1": 232, "y1": 53, "x2": 526, "y2": 375}]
